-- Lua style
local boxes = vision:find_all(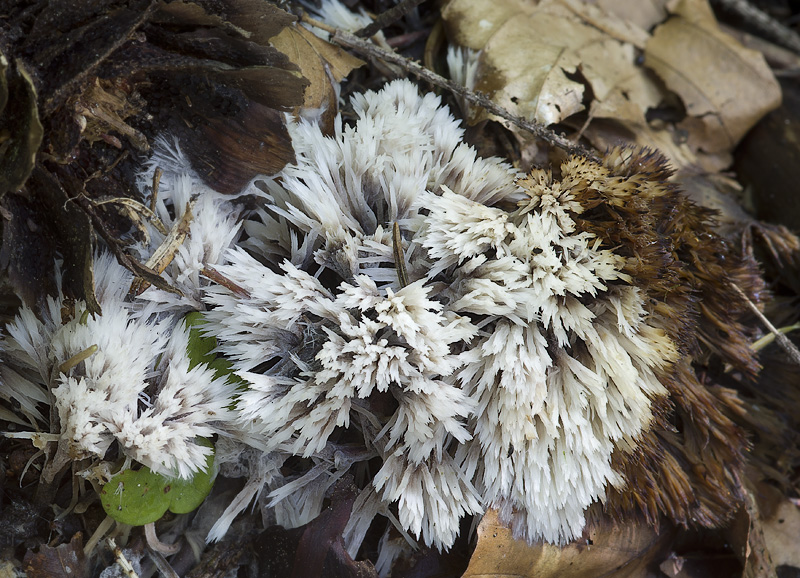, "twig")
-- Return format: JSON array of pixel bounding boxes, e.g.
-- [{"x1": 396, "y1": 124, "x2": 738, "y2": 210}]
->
[
  {"x1": 752, "y1": 323, "x2": 800, "y2": 351},
  {"x1": 354, "y1": 0, "x2": 427, "y2": 39},
  {"x1": 94, "y1": 196, "x2": 169, "y2": 236},
  {"x1": 202, "y1": 266, "x2": 251, "y2": 298},
  {"x1": 107, "y1": 538, "x2": 140, "y2": 578},
  {"x1": 73, "y1": 194, "x2": 183, "y2": 295},
  {"x1": 731, "y1": 283, "x2": 800, "y2": 366},
  {"x1": 129, "y1": 201, "x2": 194, "y2": 296},
  {"x1": 710, "y1": 0, "x2": 800, "y2": 55},
  {"x1": 150, "y1": 167, "x2": 162, "y2": 214},
  {"x1": 302, "y1": 15, "x2": 599, "y2": 162}
]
